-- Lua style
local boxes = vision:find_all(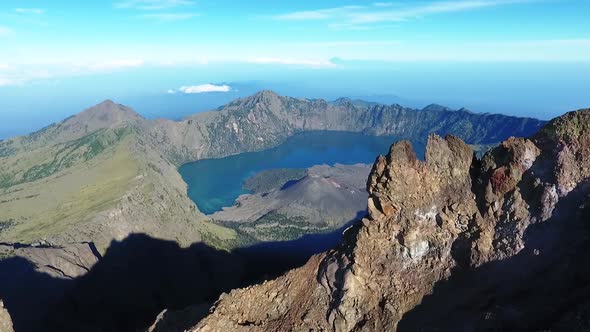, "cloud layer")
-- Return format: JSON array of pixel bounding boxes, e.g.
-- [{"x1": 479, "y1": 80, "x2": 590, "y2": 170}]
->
[
  {"x1": 273, "y1": 0, "x2": 528, "y2": 29},
  {"x1": 247, "y1": 57, "x2": 336, "y2": 68},
  {"x1": 115, "y1": 0, "x2": 197, "y2": 21},
  {"x1": 15, "y1": 8, "x2": 45, "y2": 14},
  {"x1": 114, "y1": 0, "x2": 194, "y2": 10},
  {"x1": 175, "y1": 84, "x2": 232, "y2": 94},
  {"x1": 139, "y1": 13, "x2": 199, "y2": 21},
  {"x1": 0, "y1": 26, "x2": 12, "y2": 37}
]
